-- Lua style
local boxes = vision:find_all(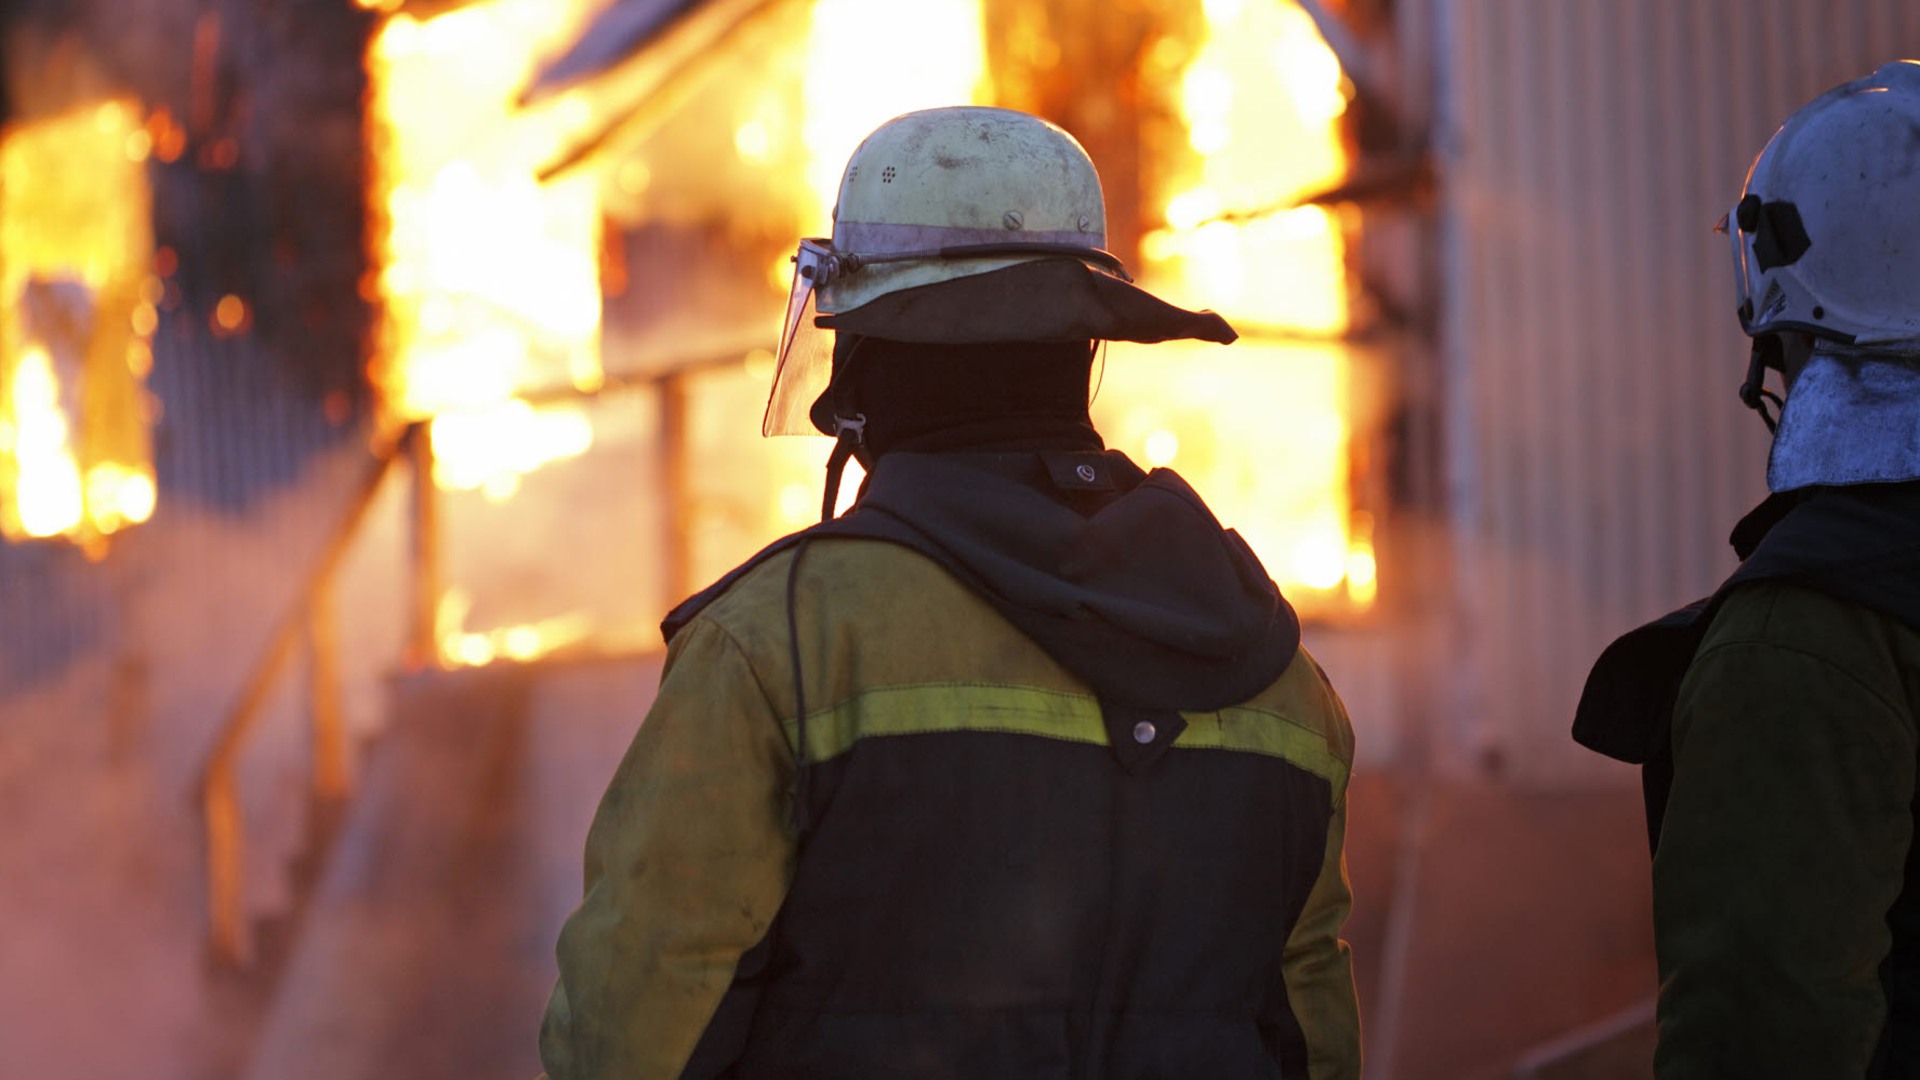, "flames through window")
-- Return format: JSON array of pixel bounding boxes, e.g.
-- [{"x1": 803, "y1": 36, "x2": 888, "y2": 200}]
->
[{"x1": 0, "y1": 100, "x2": 159, "y2": 553}]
